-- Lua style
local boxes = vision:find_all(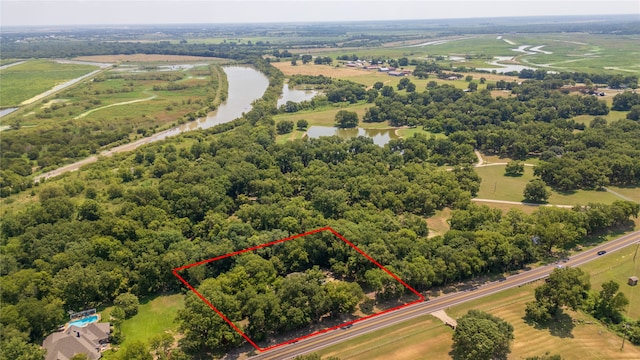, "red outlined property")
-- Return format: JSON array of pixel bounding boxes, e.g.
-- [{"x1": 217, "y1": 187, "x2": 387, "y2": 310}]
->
[{"x1": 172, "y1": 226, "x2": 425, "y2": 352}]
